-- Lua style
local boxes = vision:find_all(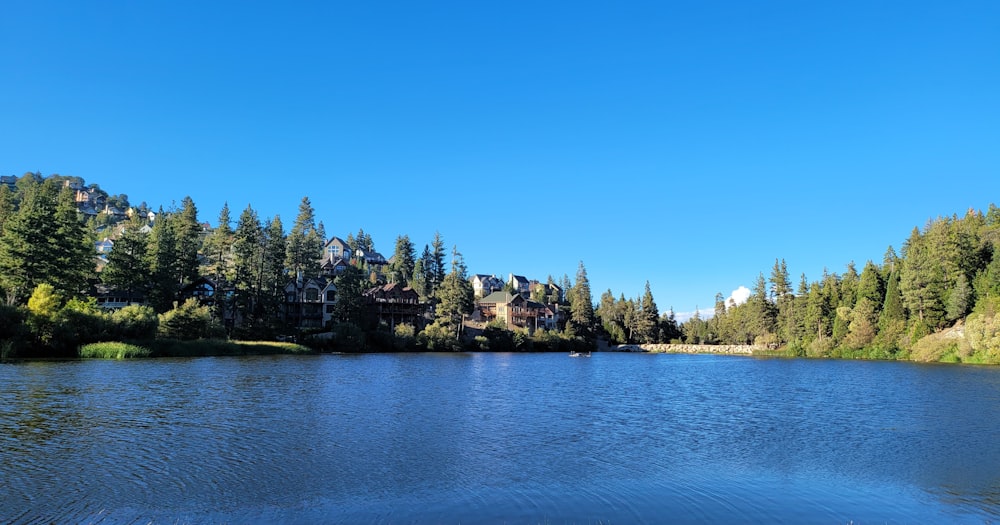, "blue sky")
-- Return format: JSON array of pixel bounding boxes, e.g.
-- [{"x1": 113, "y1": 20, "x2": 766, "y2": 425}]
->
[{"x1": 3, "y1": 1, "x2": 1000, "y2": 320}]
